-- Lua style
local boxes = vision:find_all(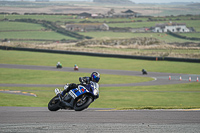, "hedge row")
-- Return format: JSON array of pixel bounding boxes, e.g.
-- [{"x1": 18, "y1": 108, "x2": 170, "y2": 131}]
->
[
  {"x1": 167, "y1": 31, "x2": 200, "y2": 41},
  {"x1": 13, "y1": 18, "x2": 92, "y2": 40}
]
